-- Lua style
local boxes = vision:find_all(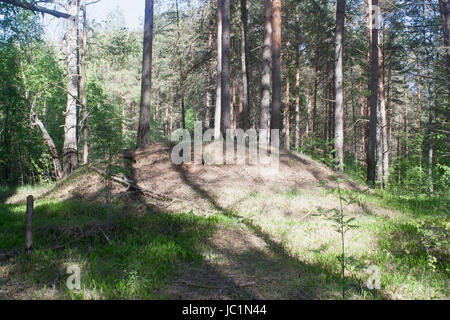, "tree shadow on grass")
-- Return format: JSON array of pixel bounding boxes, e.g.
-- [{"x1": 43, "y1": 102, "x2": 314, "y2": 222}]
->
[
  {"x1": 0, "y1": 199, "x2": 257, "y2": 300},
  {"x1": 171, "y1": 162, "x2": 390, "y2": 300},
  {"x1": 0, "y1": 185, "x2": 17, "y2": 203}
]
